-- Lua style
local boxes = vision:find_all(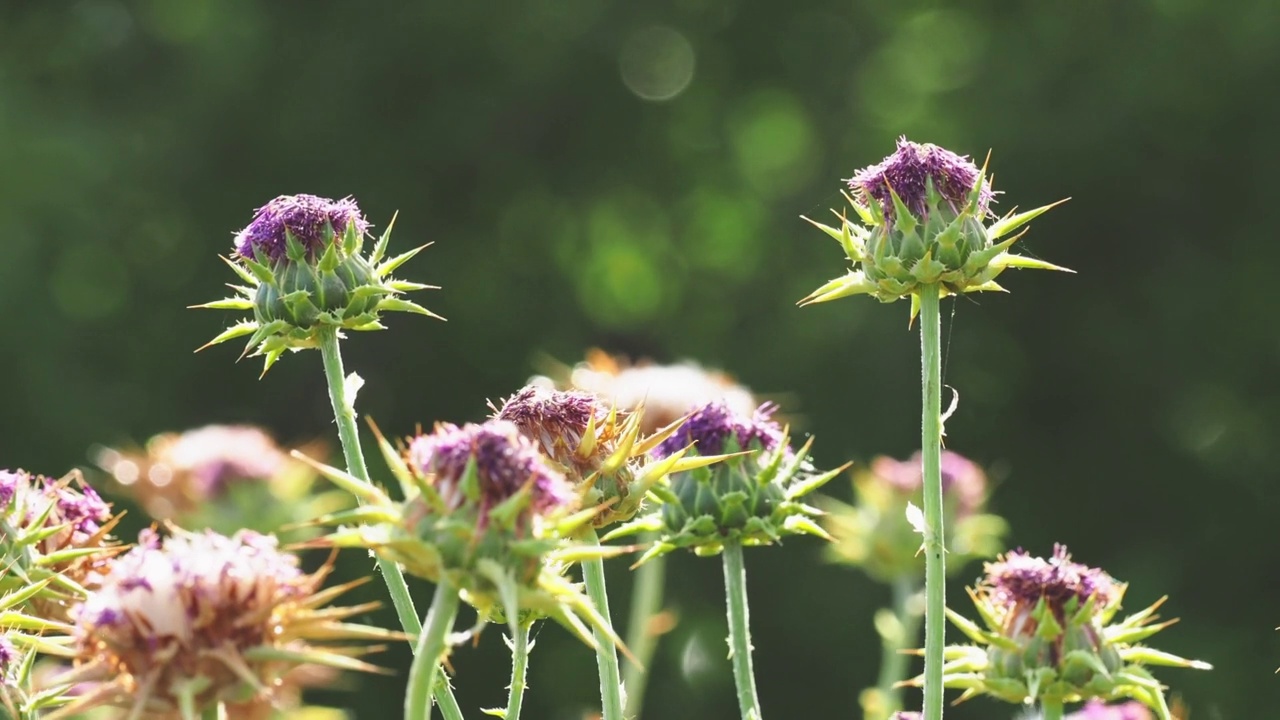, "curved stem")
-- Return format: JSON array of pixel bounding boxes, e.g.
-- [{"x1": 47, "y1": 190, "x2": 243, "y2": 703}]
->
[
  {"x1": 622, "y1": 539, "x2": 667, "y2": 720},
  {"x1": 919, "y1": 284, "x2": 946, "y2": 720},
  {"x1": 722, "y1": 539, "x2": 762, "y2": 720},
  {"x1": 406, "y1": 578, "x2": 461, "y2": 720},
  {"x1": 1041, "y1": 698, "x2": 1065, "y2": 720},
  {"x1": 582, "y1": 528, "x2": 624, "y2": 720},
  {"x1": 872, "y1": 577, "x2": 923, "y2": 719},
  {"x1": 318, "y1": 328, "x2": 464, "y2": 717},
  {"x1": 504, "y1": 619, "x2": 533, "y2": 720}
]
